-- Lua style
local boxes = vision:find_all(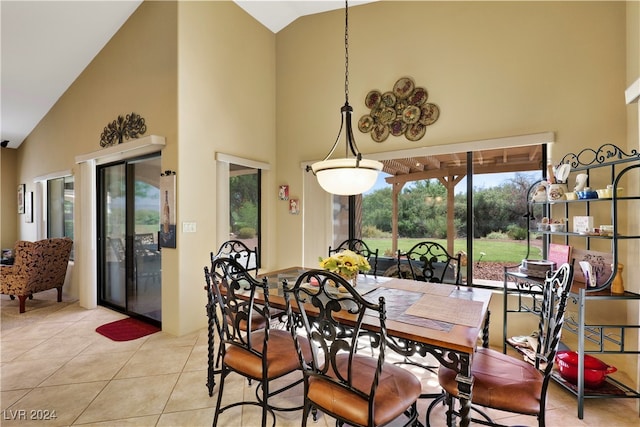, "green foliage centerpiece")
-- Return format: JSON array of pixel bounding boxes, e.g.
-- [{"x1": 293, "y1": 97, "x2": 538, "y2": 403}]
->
[{"x1": 319, "y1": 250, "x2": 370, "y2": 287}]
